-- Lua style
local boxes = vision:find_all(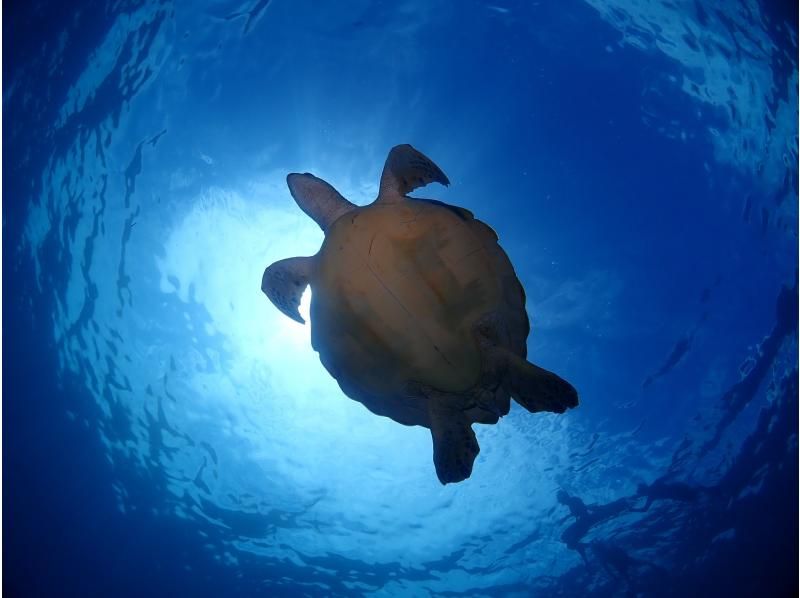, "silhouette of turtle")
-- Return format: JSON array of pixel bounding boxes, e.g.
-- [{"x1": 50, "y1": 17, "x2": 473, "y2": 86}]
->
[{"x1": 262, "y1": 144, "x2": 578, "y2": 483}]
